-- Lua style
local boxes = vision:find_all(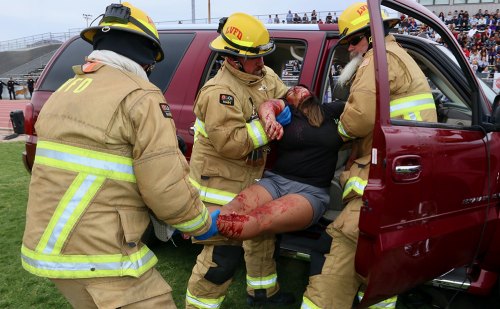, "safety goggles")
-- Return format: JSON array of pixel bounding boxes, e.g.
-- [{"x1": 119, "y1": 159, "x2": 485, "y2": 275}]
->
[{"x1": 345, "y1": 34, "x2": 365, "y2": 46}]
